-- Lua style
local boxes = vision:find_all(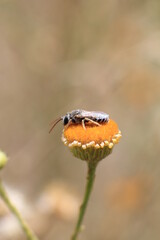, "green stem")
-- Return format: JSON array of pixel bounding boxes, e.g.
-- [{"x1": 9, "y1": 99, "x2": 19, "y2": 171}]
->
[
  {"x1": 71, "y1": 161, "x2": 97, "y2": 240},
  {"x1": 0, "y1": 180, "x2": 39, "y2": 240}
]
